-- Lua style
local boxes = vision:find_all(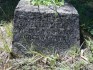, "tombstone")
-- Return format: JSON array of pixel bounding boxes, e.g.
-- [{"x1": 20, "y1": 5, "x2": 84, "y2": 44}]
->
[{"x1": 13, "y1": 0, "x2": 80, "y2": 56}]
